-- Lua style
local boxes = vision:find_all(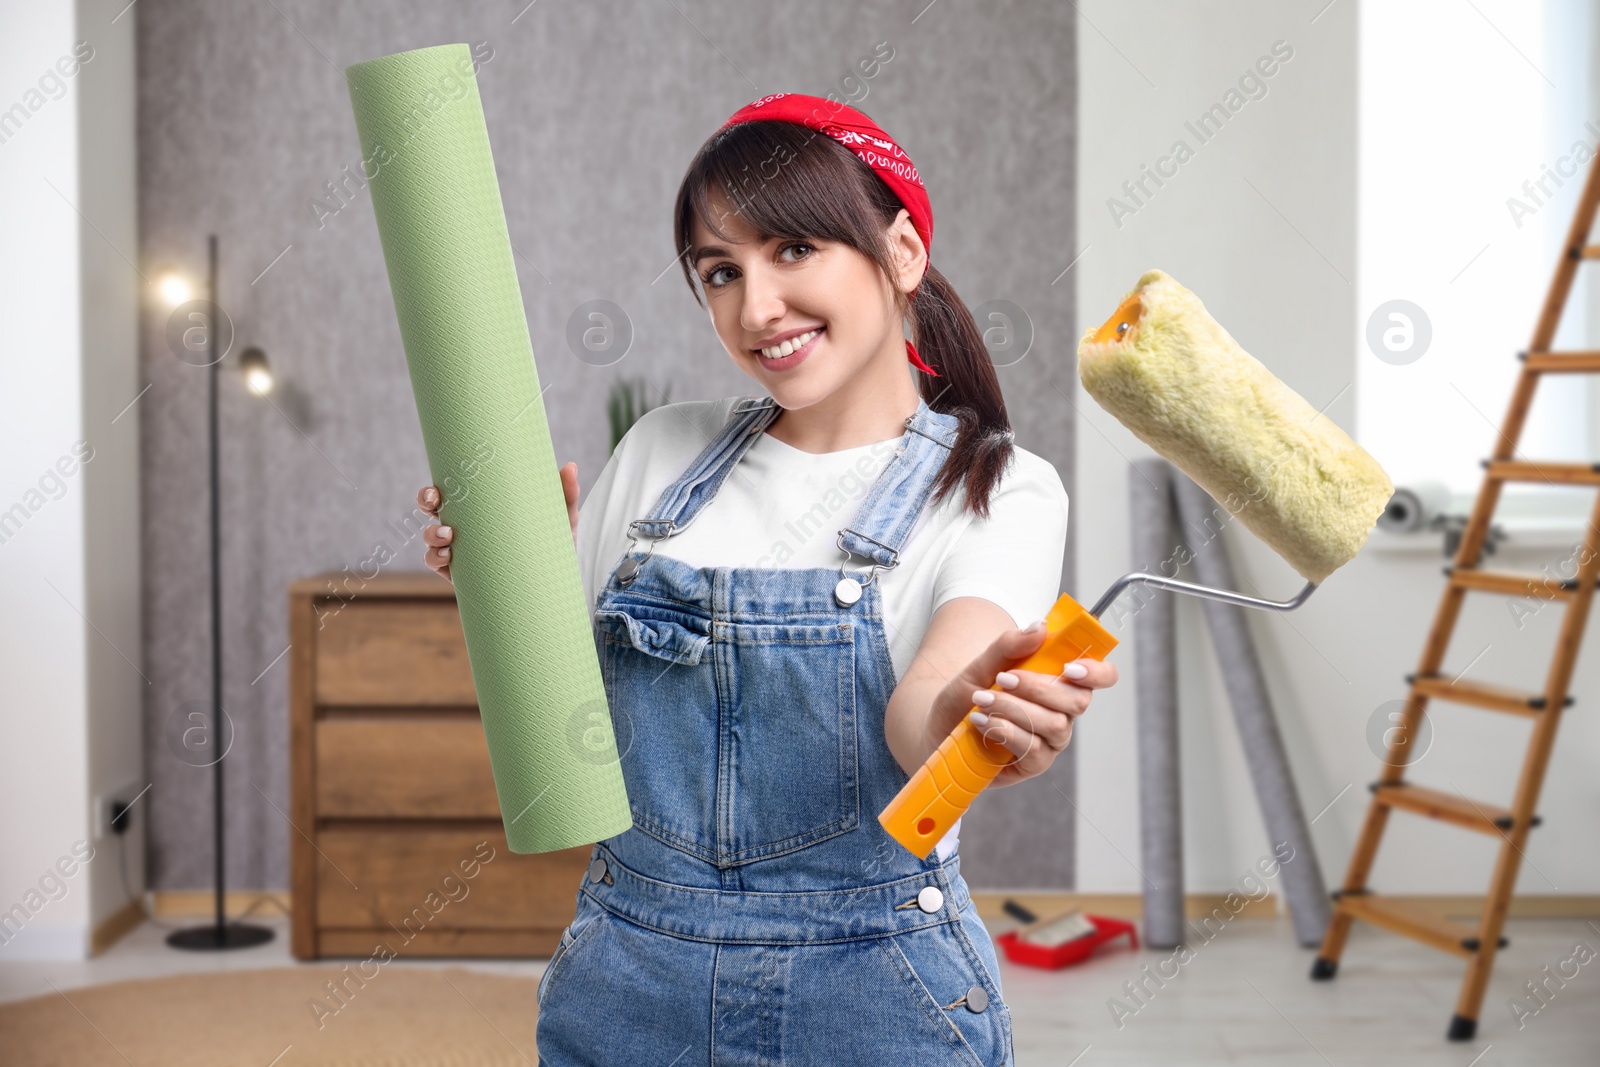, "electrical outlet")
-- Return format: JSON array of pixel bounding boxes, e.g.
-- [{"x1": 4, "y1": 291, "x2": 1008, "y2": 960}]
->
[{"x1": 94, "y1": 783, "x2": 144, "y2": 839}]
